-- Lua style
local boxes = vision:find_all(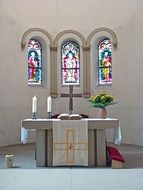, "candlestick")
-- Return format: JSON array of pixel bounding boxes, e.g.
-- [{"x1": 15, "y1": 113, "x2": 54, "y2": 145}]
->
[
  {"x1": 47, "y1": 112, "x2": 51, "y2": 119},
  {"x1": 47, "y1": 96, "x2": 52, "y2": 113},
  {"x1": 32, "y1": 112, "x2": 37, "y2": 120}
]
